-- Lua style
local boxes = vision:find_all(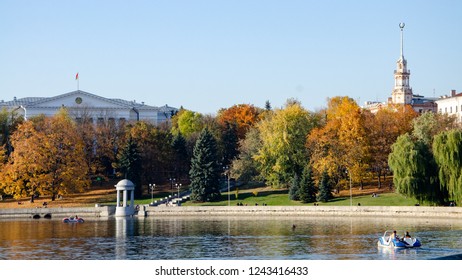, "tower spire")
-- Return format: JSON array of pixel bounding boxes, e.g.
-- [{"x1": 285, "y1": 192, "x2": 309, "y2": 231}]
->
[{"x1": 399, "y1": 22, "x2": 405, "y2": 59}]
